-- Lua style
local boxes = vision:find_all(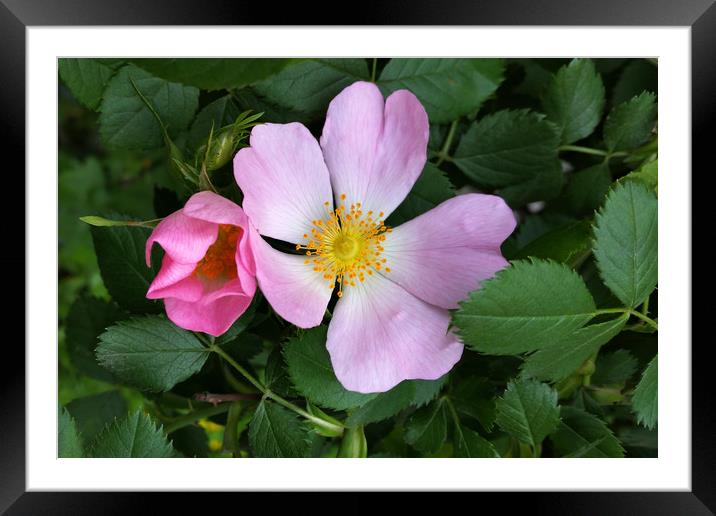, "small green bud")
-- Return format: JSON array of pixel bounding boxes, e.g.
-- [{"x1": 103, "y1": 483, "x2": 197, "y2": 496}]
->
[
  {"x1": 578, "y1": 358, "x2": 596, "y2": 376},
  {"x1": 205, "y1": 128, "x2": 237, "y2": 172}
]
